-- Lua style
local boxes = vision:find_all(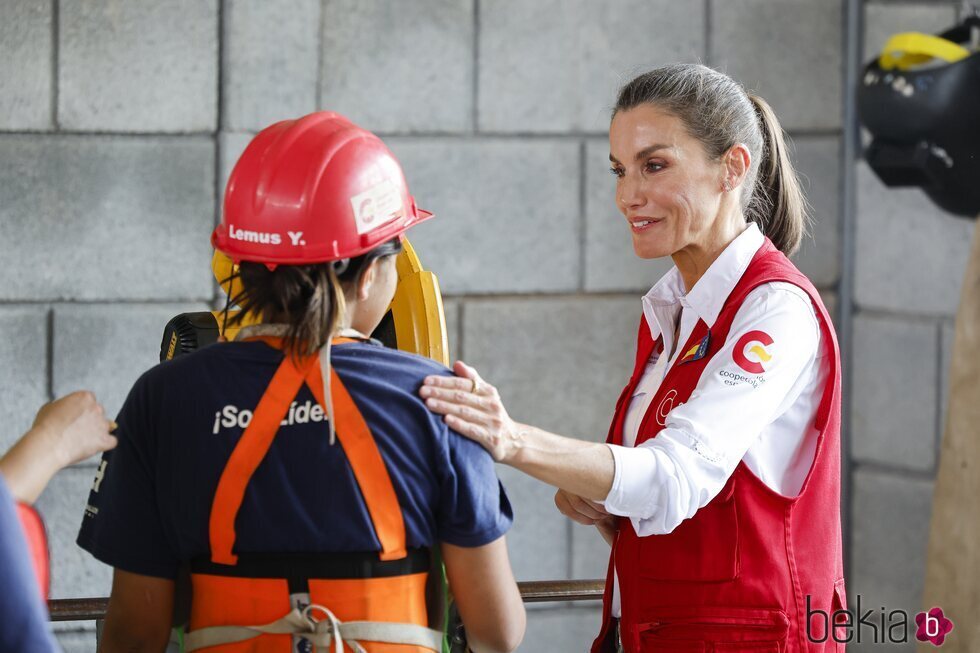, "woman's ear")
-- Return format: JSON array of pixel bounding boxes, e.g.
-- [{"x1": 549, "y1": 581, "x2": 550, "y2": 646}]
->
[
  {"x1": 356, "y1": 259, "x2": 379, "y2": 301},
  {"x1": 723, "y1": 143, "x2": 752, "y2": 191}
]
